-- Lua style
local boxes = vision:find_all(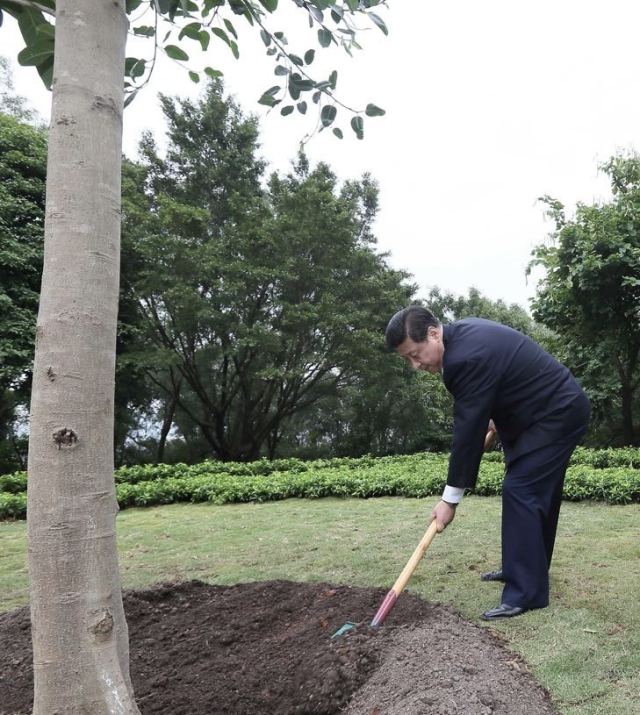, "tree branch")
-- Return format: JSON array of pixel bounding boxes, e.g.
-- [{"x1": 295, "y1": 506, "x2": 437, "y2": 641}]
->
[{"x1": 2, "y1": 0, "x2": 55, "y2": 18}]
